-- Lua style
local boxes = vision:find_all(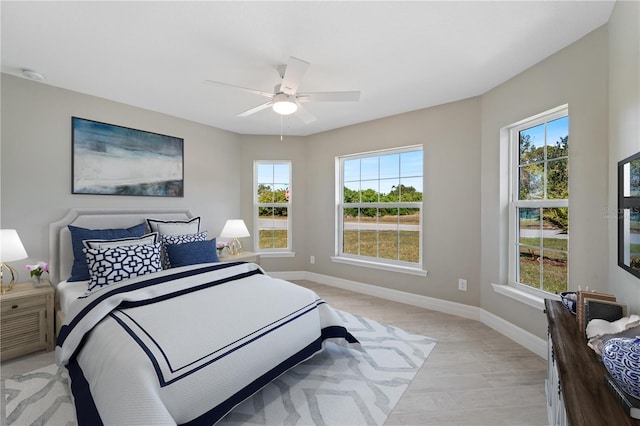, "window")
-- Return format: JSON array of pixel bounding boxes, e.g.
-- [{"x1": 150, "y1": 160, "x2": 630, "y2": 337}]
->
[
  {"x1": 254, "y1": 161, "x2": 291, "y2": 252},
  {"x1": 509, "y1": 107, "x2": 568, "y2": 295},
  {"x1": 336, "y1": 146, "x2": 423, "y2": 271}
]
